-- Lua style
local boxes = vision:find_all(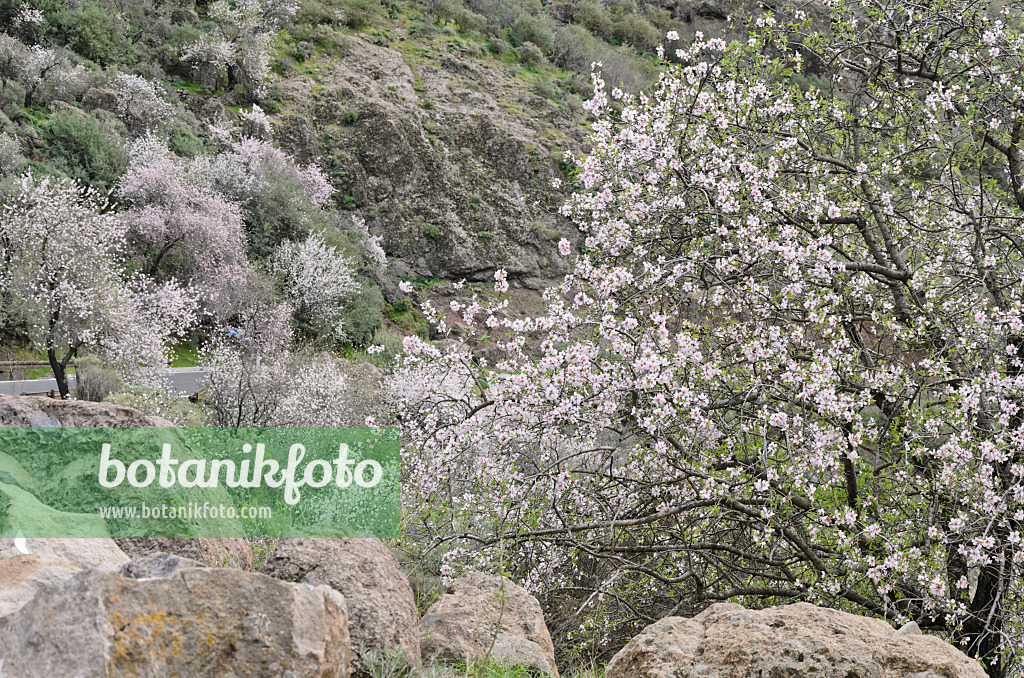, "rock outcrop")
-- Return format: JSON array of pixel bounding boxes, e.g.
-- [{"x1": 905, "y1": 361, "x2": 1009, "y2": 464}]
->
[
  {"x1": 276, "y1": 35, "x2": 584, "y2": 289},
  {"x1": 0, "y1": 566, "x2": 349, "y2": 677},
  {"x1": 119, "y1": 551, "x2": 204, "y2": 579},
  {"x1": 605, "y1": 602, "x2": 987, "y2": 678},
  {"x1": 114, "y1": 537, "x2": 254, "y2": 571},
  {"x1": 262, "y1": 537, "x2": 420, "y2": 671},
  {"x1": 419, "y1": 570, "x2": 558, "y2": 676},
  {"x1": 0, "y1": 395, "x2": 171, "y2": 427}
]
